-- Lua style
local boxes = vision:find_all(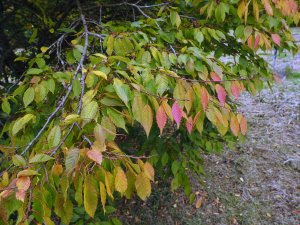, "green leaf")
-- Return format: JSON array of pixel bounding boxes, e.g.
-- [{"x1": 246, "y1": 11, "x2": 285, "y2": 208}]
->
[
  {"x1": 65, "y1": 148, "x2": 80, "y2": 174},
  {"x1": 107, "y1": 108, "x2": 127, "y2": 132},
  {"x1": 12, "y1": 155, "x2": 27, "y2": 167},
  {"x1": 106, "y1": 35, "x2": 115, "y2": 56},
  {"x1": 47, "y1": 79, "x2": 55, "y2": 94},
  {"x1": 132, "y1": 92, "x2": 145, "y2": 123},
  {"x1": 54, "y1": 194, "x2": 73, "y2": 225},
  {"x1": 17, "y1": 169, "x2": 39, "y2": 177},
  {"x1": 62, "y1": 114, "x2": 80, "y2": 125},
  {"x1": 194, "y1": 29, "x2": 204, "y2": 45},
  {"x1": 75, "y1": 176, "x2": 83, "y2": 206},
  {"x1": 81, "y1": 100, "x2": 99, "y2": 126},
  {"x1": 84, "y1": 175, "x2": 99, "y2": 218},
  {"x1": 170, "y1": 11, "x2": 181, "y2": 28},
  {"x1": 34, "y1": 84, "x2": 47, "y2": 103},
  {"x1": 72, "y1": 79, "x2": 81, "y2": 97},
  {"x1": 113, "y1": 78, "x2": 130, "y2": 107},
  {"x1": 12, "y1": 114, "x2": 35, "y2": 136},
  {"x1": 35, "y1": 58, "x2": 46, "y2": 69},
  {"x1": 2, "y1": 99, "x2": 11, "y2": 114},
  {"x1": 47, "y1": 125, "x2": 61, "y2": 148},
  {"x1": 29, "y1": 153, "x2": 54, "y2": 164},
  {"x1": 23, "y1": 87, "x2": 35, "y2": 107},
  {"x1": 26, "y1": 68, "x2": 43, "y2": 75}
]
